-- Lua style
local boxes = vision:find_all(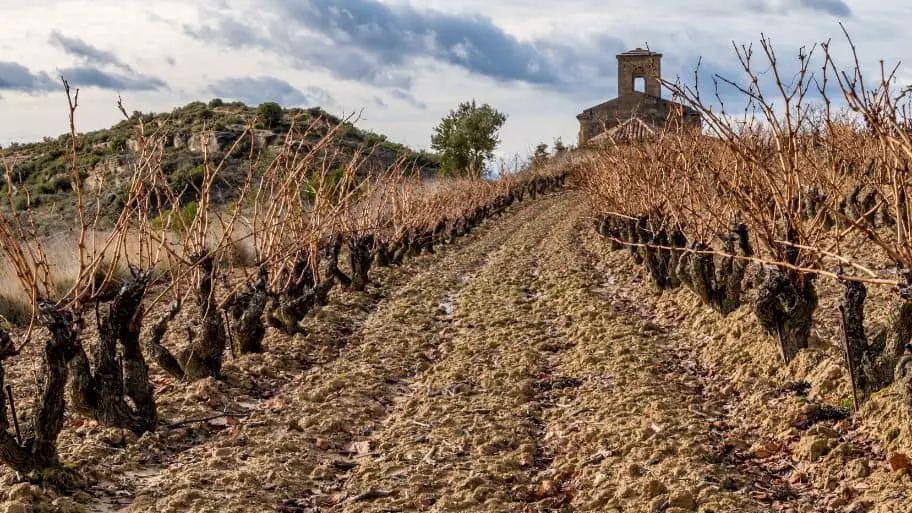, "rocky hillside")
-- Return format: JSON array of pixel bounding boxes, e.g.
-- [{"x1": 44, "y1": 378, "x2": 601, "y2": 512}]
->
[{"x1": 1, "y1": 100, "x2": 439, "y2": 232}]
